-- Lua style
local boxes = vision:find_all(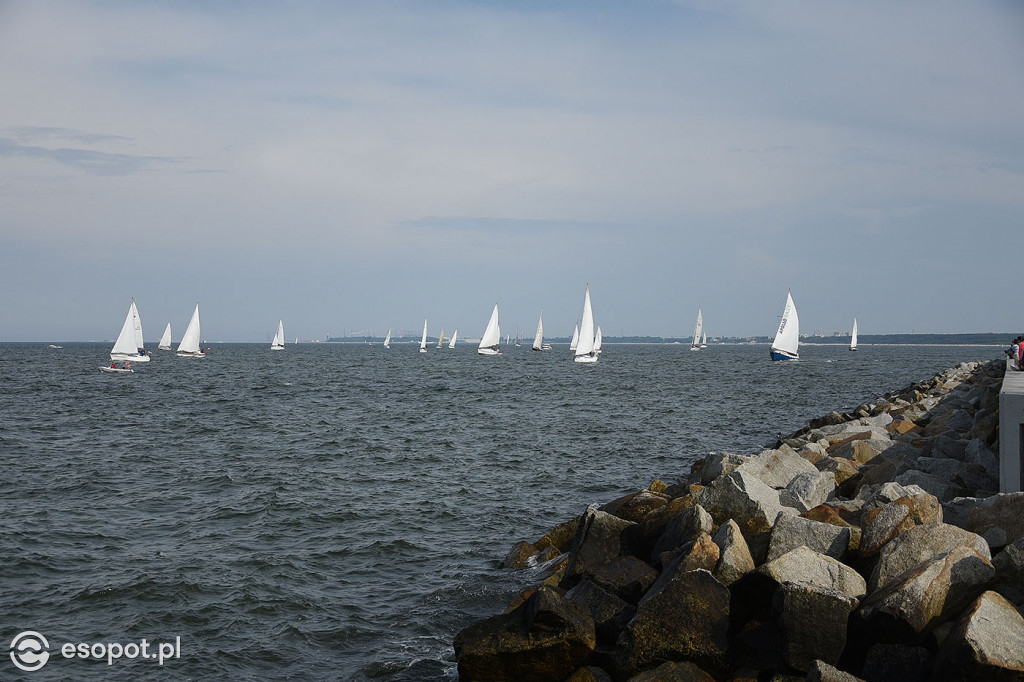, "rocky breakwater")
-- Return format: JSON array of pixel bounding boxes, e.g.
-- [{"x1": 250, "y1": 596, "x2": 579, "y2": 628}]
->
[{"x1": 453, "y1": 359, "x2": 1024, "y2": 681}]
